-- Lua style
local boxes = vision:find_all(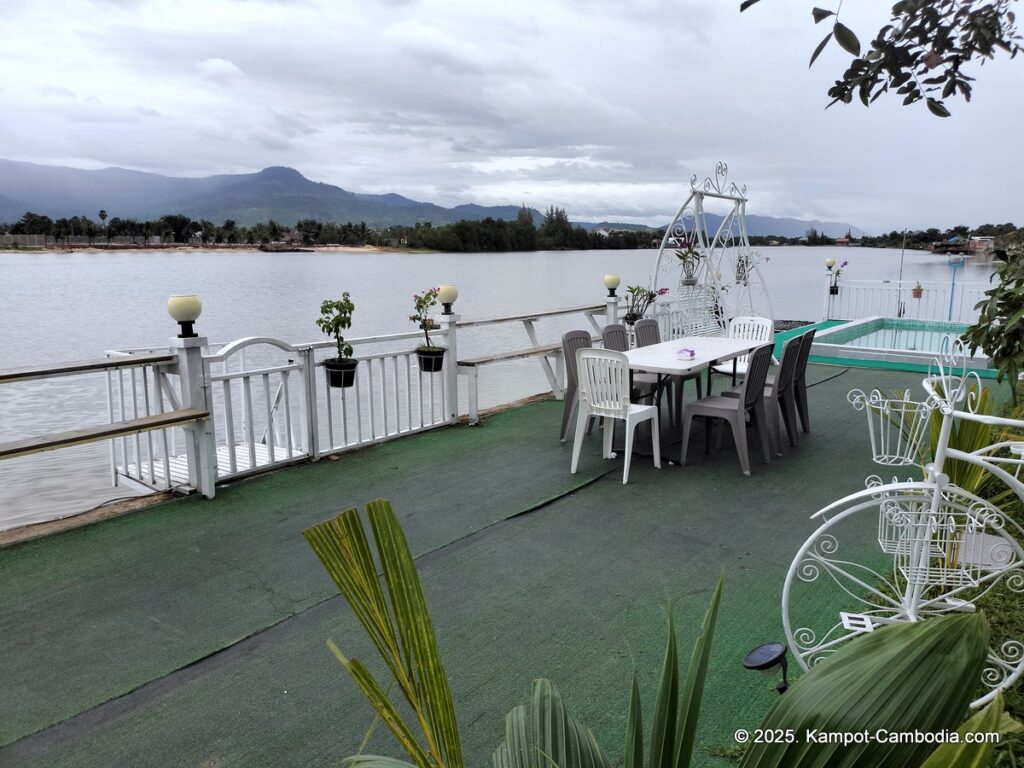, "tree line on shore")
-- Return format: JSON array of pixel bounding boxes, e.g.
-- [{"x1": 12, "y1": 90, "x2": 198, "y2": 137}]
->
[
  {"x1": 749, "y1": 222, "x2": 1023, "y2": 250},
  {"x1": 0, "y1": 206, "x2": 649, "y2": 251},
  {"x1": 3, "y1": 208, "x2": 1021, "y2": 253}
]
